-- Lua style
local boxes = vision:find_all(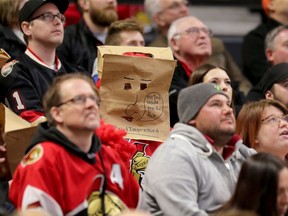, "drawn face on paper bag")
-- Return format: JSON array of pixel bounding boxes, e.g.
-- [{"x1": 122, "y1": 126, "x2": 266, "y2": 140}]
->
[{"x1": 120, "y1": 74, "x2": 164, "y2": 122}]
